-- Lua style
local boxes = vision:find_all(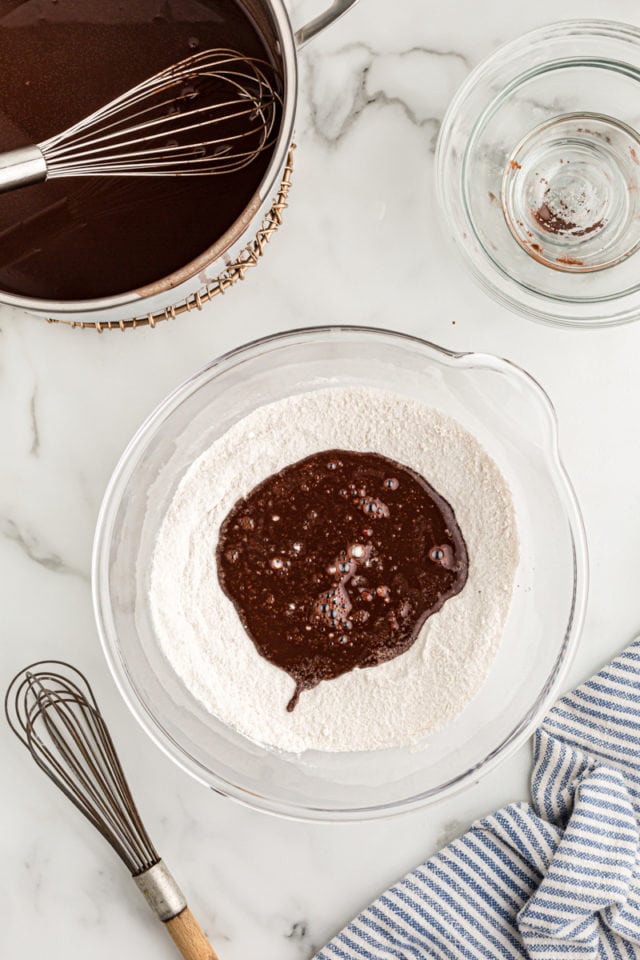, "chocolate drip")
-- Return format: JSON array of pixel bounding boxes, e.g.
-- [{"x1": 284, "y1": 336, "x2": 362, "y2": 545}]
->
[{"x1": 217, "y1": 450, "x2": 469, "y2": 711}]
